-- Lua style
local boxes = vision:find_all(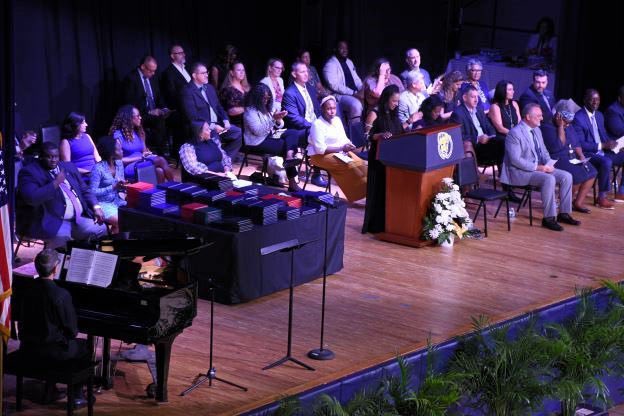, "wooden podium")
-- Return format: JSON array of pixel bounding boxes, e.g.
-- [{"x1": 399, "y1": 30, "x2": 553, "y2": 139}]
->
[{"x1": 376, "y1": 124, "x2": 463, "y2": 247}]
